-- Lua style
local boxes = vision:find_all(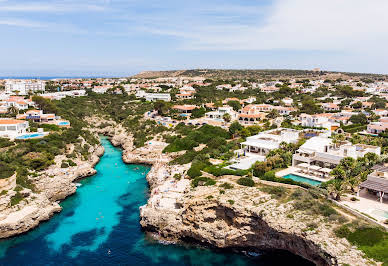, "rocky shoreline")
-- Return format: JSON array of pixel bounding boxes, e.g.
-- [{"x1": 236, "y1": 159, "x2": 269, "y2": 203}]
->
[
  {"x1": 0, "y1": 140, "x2": 104, "y2": 239},
  {"x1": 0, "y1": 118, "x2": 378, "y2": 265},
  {"x1": 94, "y1": 120, "x2": 376, "y2": 266}
]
